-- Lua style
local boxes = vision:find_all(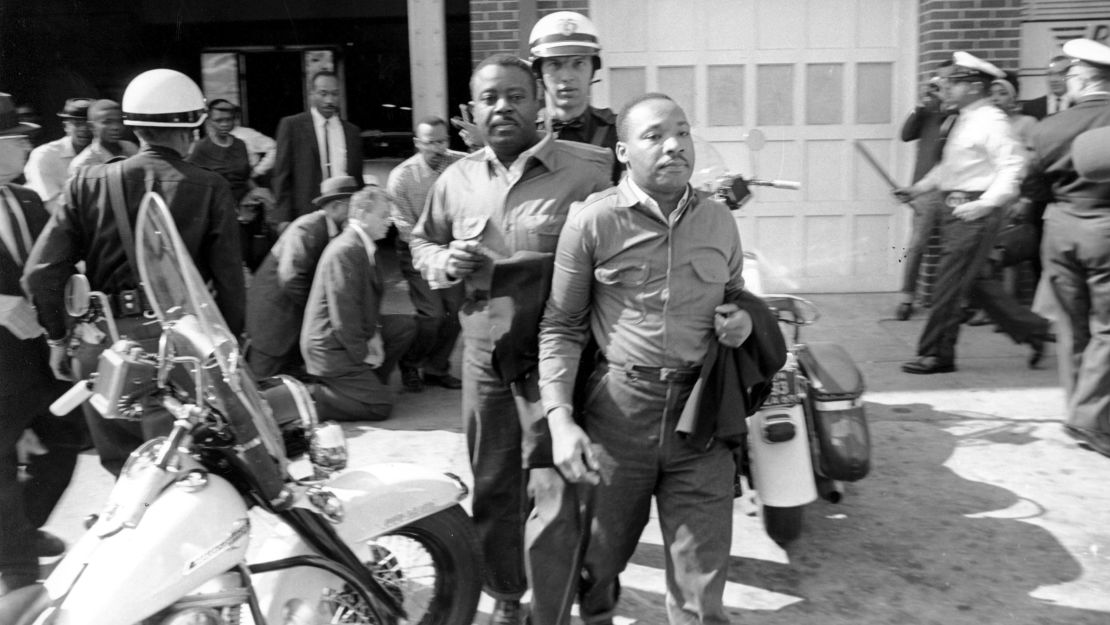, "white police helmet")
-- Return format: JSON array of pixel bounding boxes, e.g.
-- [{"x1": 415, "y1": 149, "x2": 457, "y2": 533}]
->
[
  {"x1": 529, "y1": 11, "x2": 602, "y2": 72},
  {"x1": 122, "y1": 69, "x2": 207, "y2": 128}
]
